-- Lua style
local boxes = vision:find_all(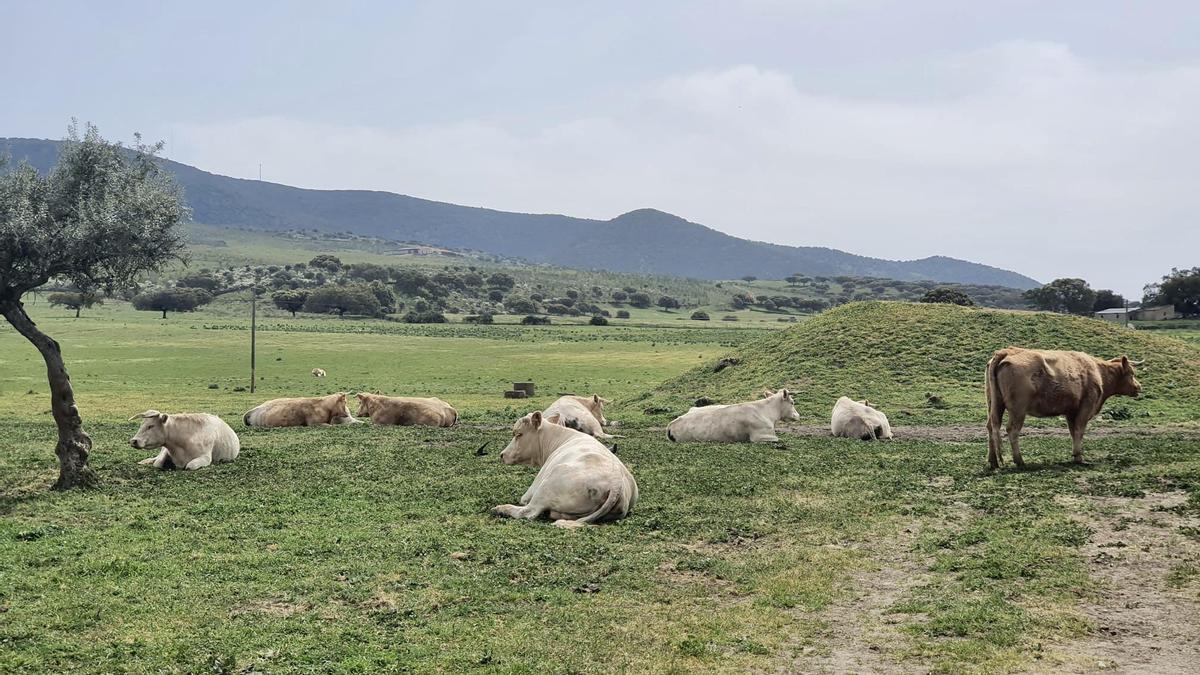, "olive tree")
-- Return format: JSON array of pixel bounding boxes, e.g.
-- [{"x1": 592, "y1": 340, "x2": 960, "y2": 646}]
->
[{"x1": 0, "y1": 124, "x2": 187, "y2": 489}]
